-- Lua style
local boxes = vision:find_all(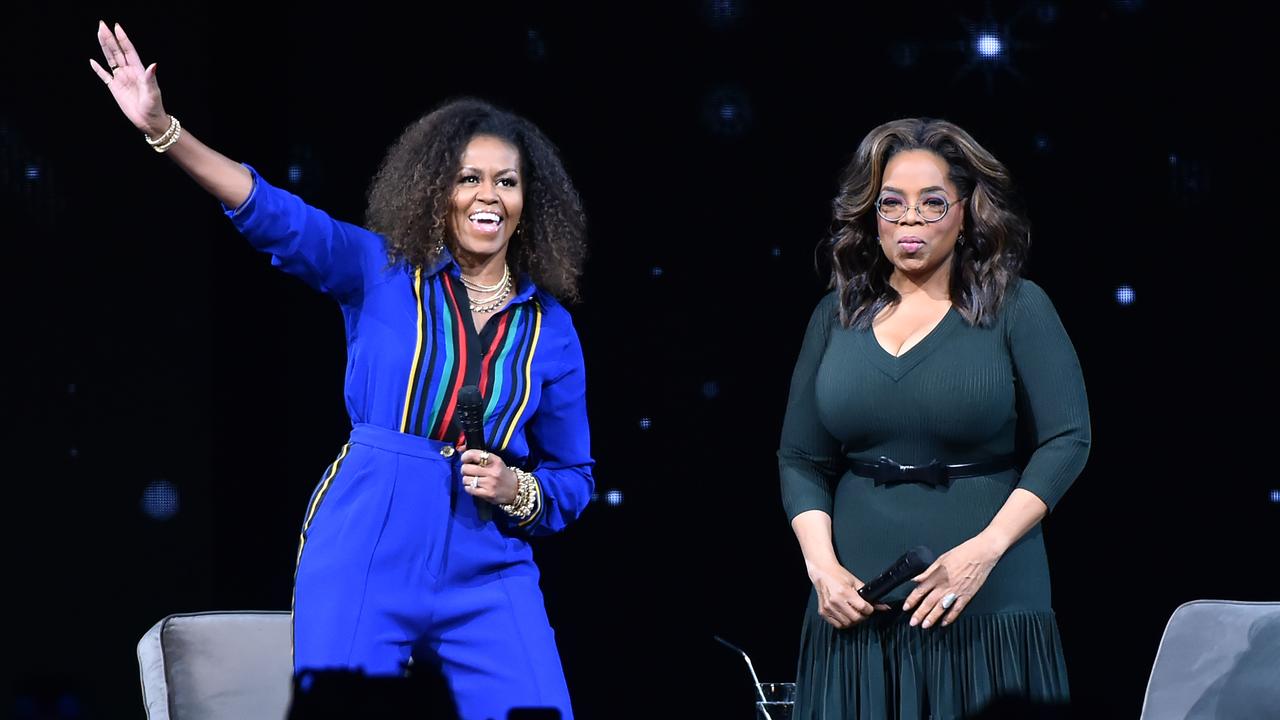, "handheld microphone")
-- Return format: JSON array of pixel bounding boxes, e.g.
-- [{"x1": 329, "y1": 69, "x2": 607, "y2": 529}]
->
[
  {"x1": 856, "y1": 545, "x2": 936, "y2": 603},
  {"x1": 456, "y1": 386, "x2": 488, "y2": 451},
  {"x1": 456, "y1": 386, "x2": 491, "y2": 521}
]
